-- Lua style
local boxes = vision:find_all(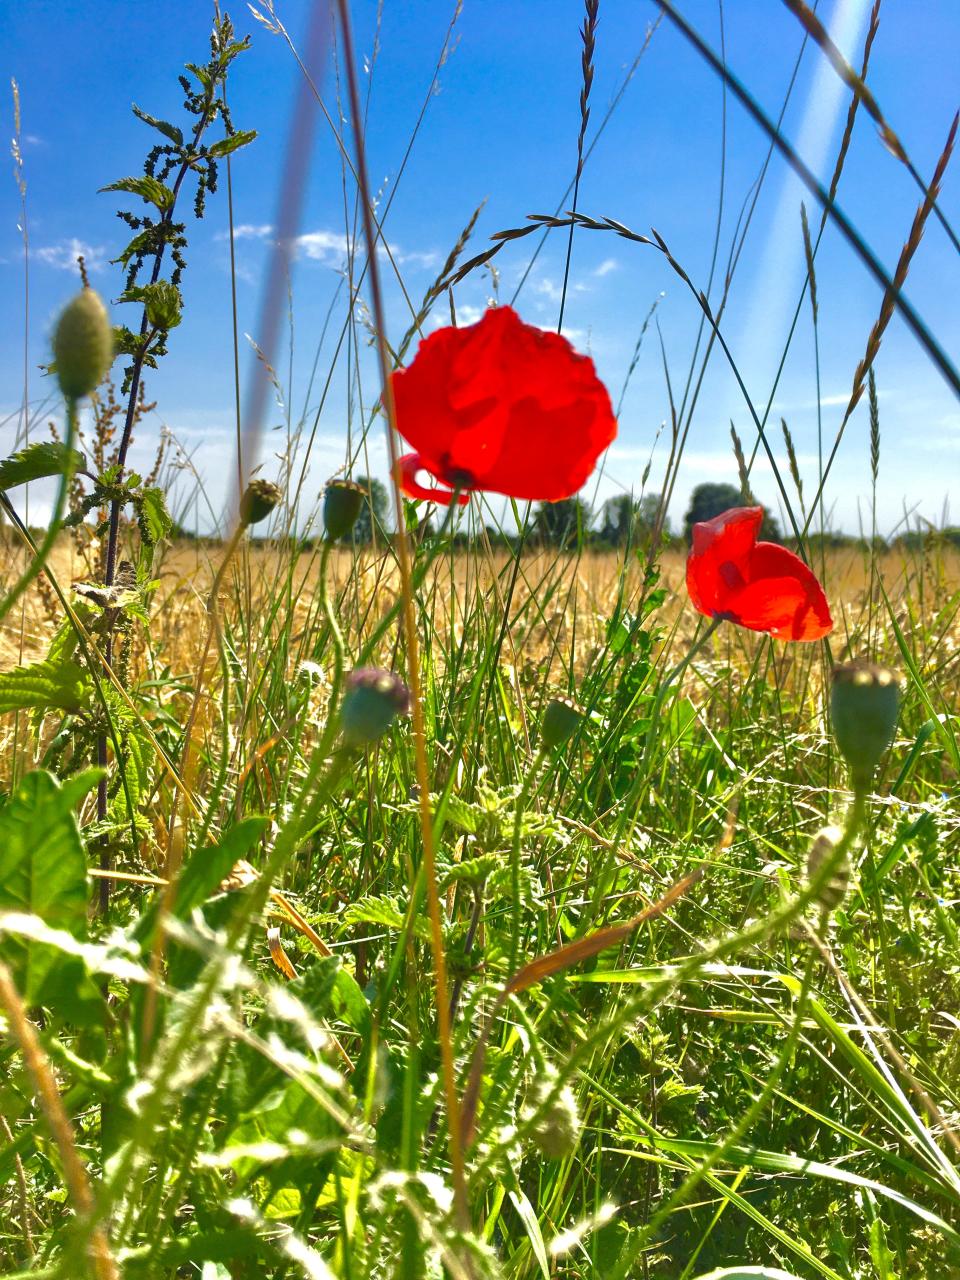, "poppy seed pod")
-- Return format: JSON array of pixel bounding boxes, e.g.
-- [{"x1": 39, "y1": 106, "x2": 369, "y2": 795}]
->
[
  {"x1": 541, "y1": 697, "x2": 585, "y2": 750},
  {"x1": 53, "y1": 289, "x2": 113, "y2": 399},
  {"x1": 323, "y1": 479, "x2": 365, "y2": 541},
  {"x1": 239, "y1": 479, "x2": 282, "y2": 528},
  {"x1": 806, "y1": 824, "x2": 849, "y2": 913},
  {"x1": 340, "y1": 668, "x2": 411, "y2": 746},
  {"x1": 831, "y1": 661, "x2": 901, "y2": 786}
]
